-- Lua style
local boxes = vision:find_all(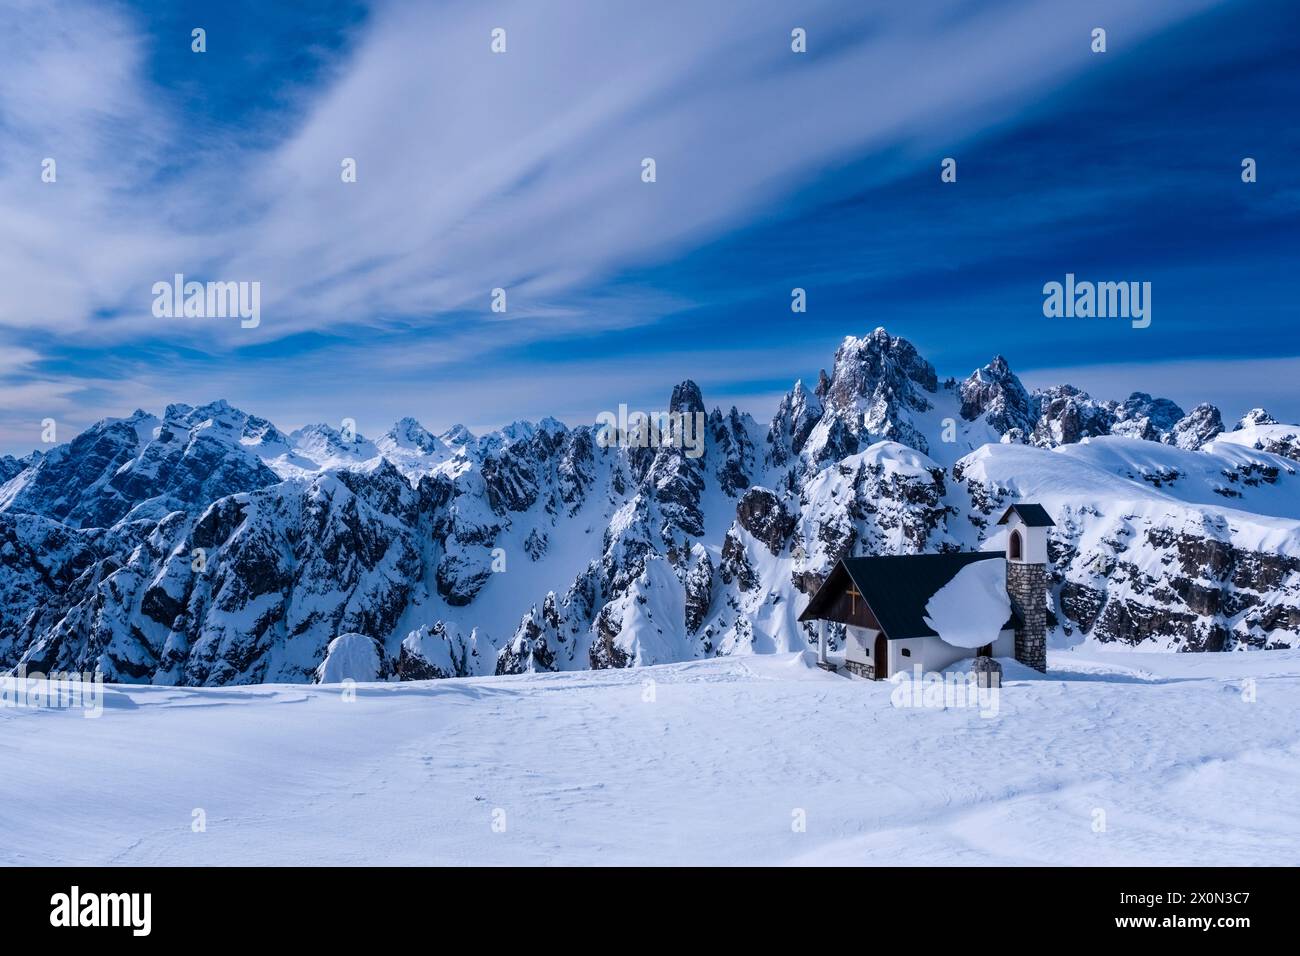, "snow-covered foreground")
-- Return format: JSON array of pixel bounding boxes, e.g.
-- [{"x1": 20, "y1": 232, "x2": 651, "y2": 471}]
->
[{"x1": 3, "y1": 649, "x2": 1298, "y2": 866}]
